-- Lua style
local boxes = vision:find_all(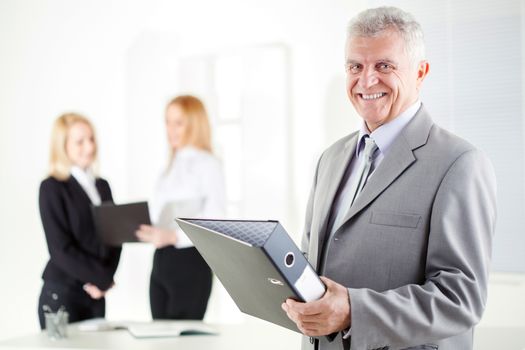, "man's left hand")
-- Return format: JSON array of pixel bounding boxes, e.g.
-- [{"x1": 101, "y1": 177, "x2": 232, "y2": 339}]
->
[{"x1": 281, "y1": 276, "x2": 351, "y2": 337}]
